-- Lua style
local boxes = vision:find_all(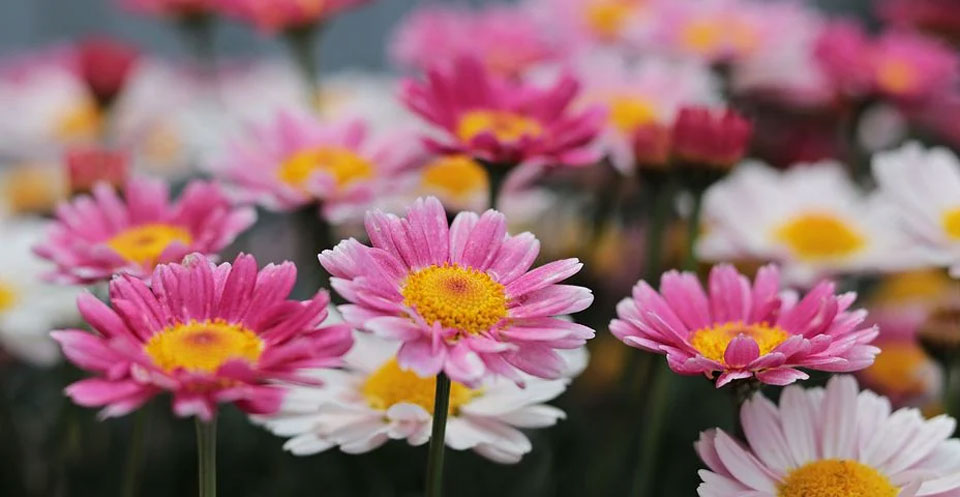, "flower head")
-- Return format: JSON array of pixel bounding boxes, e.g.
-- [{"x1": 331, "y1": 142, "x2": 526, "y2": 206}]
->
[
  {"x1": 696, "y1": 375, "x2": 960, "y2": 496},
  {"x1": 72, "y1": 37, "x2": 140, "y2": 107},
  {"x1": 671, "y1": 106, "x2": 752, "y2": 171},
  {"x1": 319, "y1": 196, "x2": 595, "y2": 385},
  {"x1": 872, "y1": 30, "x2": 958, "y2": 101},
  {"x1": 256, "y1": 332, "x2": 586, "y2": 463},
  {"x1": 857, "y1": 309, "x2": 942, "y2": 407},
  {"x1": 53, "y1": 253, "x2": 353, "y2": 420},
  {"x1": 654, "y1": 0, "x2": 767, "y2": 63},
  {"x1": 35, "y1": 176, "x2": 255, "y2": 284},
  {"x1": 218, "y1": 0, "x2": 371, "y2": 33},
  {"x1": 527, "y1": 0, "x2": 652, "y2": 49},
  {"x1": 610, "y1": 264, "x2": 880, "y2": 387},
  {"x1": 65, "y1": 146, "x2": 129, "y2": 195},
  {"x1": 401, "y1": 56, "x2": 605, "y2": 168}
]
